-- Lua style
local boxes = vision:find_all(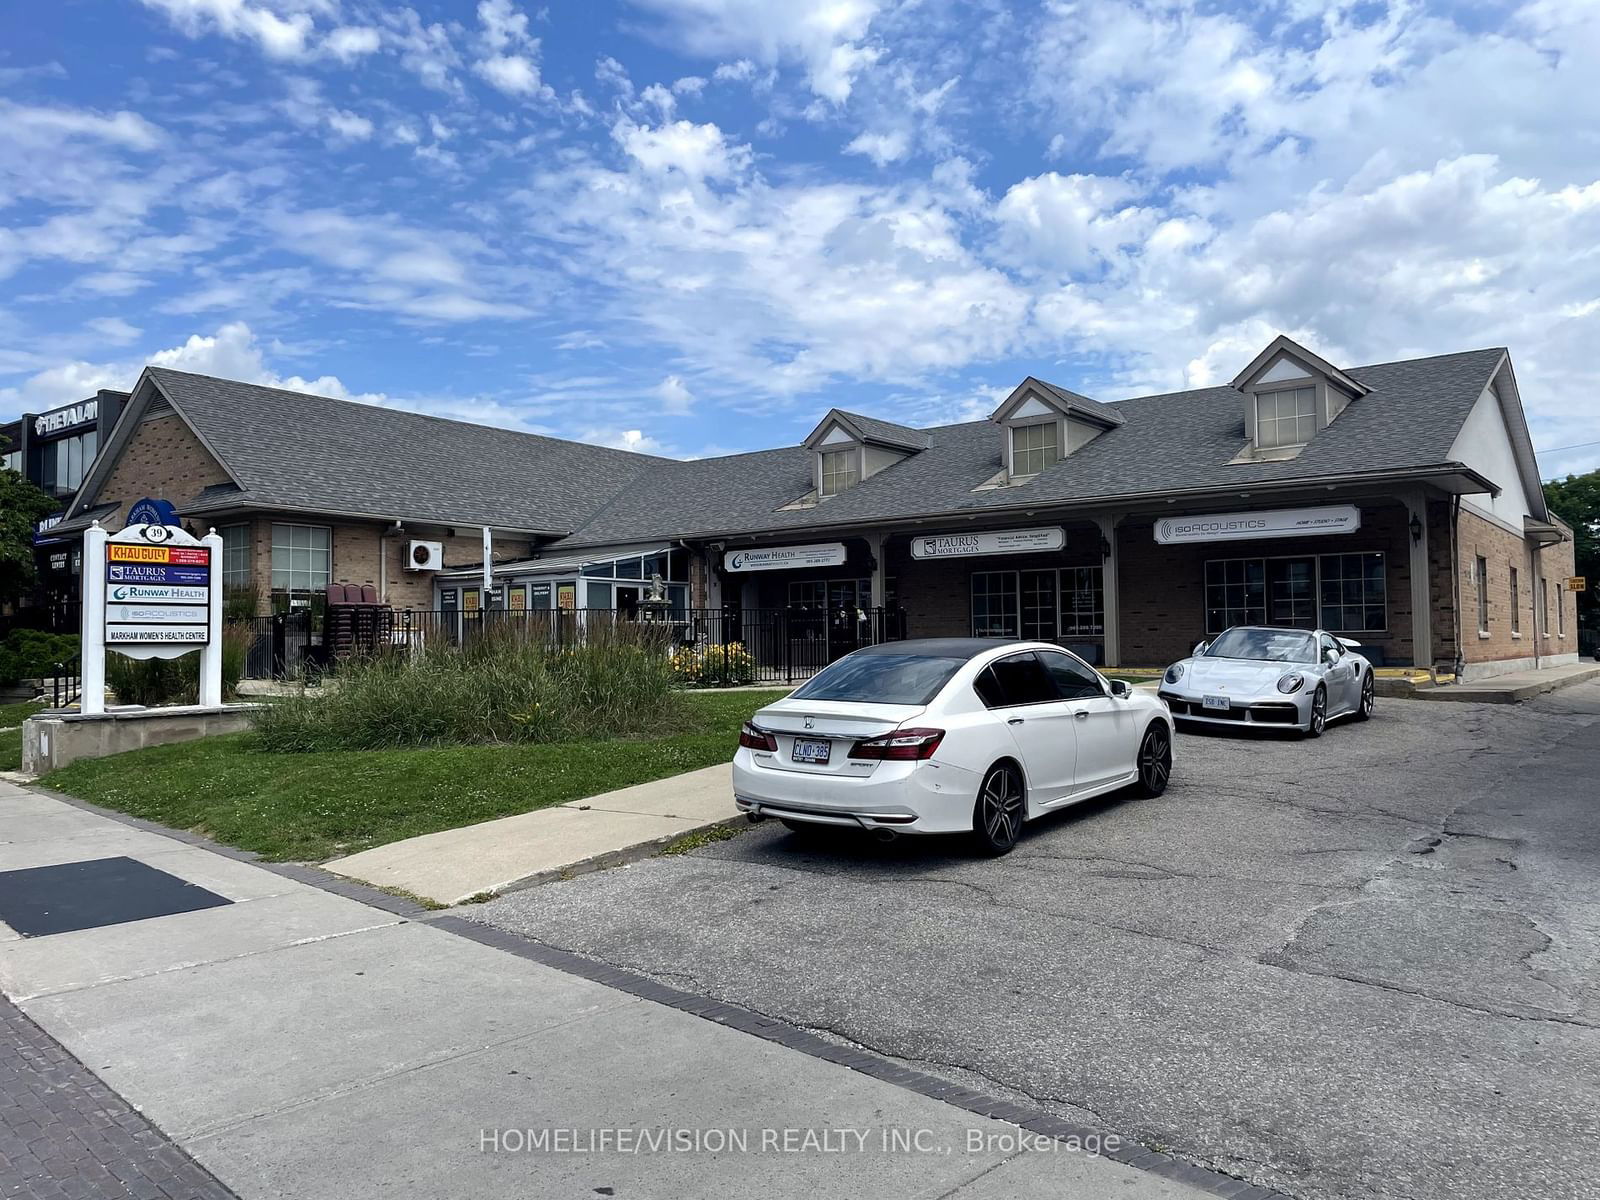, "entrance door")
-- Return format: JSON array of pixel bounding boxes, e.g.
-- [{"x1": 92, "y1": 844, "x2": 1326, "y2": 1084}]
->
[
  {"x1": 615, "y1": 586, "x2": 640, "y2": 619},
  {"x1": 1267, "y1": 558, "x2": 1316, "y2": 629}
]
